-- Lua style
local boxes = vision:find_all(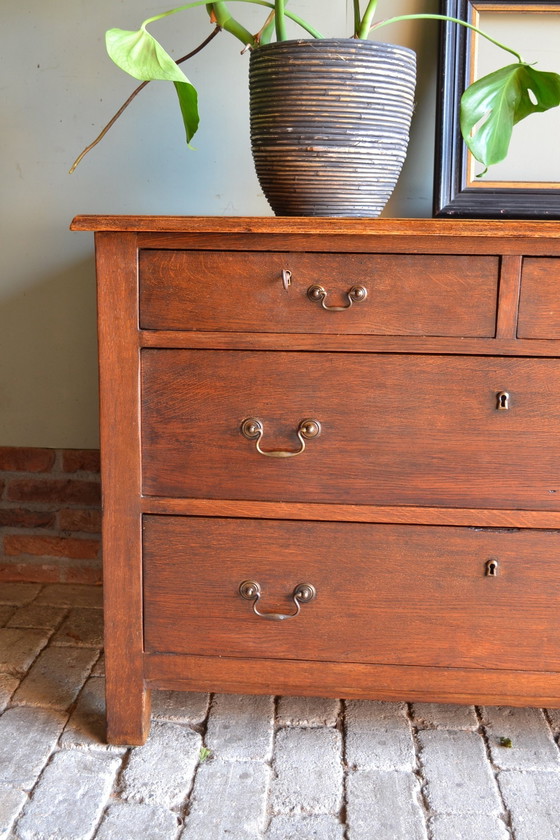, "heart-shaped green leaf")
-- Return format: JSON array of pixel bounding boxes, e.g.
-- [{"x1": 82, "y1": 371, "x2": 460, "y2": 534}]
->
[
  {"x1": 106, "y1": 27, "x2": 200, "y2": 142},
  {"x1": 461, "y1": 63, "x2": 560, "y2": 167}
]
